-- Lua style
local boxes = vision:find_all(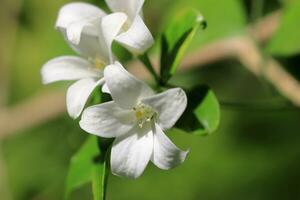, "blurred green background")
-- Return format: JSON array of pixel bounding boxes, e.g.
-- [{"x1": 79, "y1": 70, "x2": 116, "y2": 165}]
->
[{"x1": 1, "y1": 0, "x2": 300, "y2": 199}]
